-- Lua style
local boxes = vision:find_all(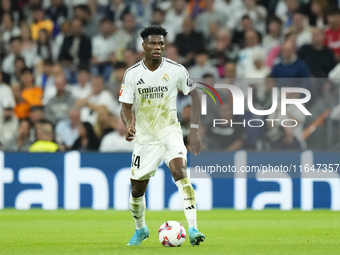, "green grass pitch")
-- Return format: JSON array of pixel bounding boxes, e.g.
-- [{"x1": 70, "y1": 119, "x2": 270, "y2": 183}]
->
[{"x1": 0, "y1": 209, "x2": 339, "y2": 254}]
